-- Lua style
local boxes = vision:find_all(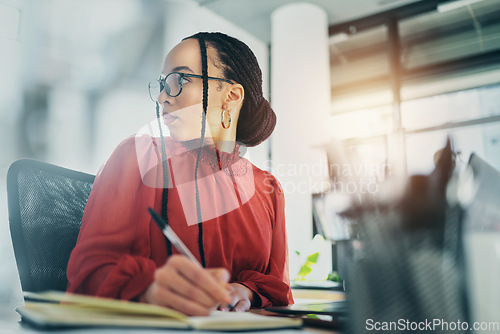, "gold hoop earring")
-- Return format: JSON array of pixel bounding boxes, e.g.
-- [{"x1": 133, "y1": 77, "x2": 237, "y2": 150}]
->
[{"x1": 221, "y1": 109, "x2": 231, "y2": 129}]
